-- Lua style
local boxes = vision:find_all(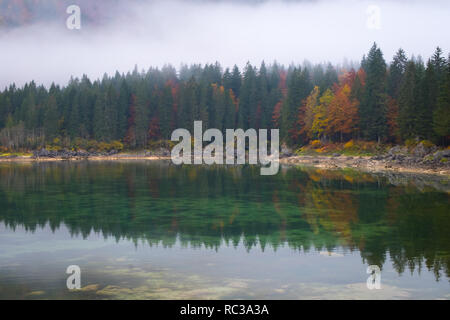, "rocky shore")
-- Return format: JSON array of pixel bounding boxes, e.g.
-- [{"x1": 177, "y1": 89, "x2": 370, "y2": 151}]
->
[
  {"x1": 280, "y1": 144, "x2": 450, "y2": 176},
  {"x1": 1, "y1": 143, "x2": 449, "y2": 176},
  {"x1": 32, "y1": 148, "x2": 120, "y2": 159}
]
